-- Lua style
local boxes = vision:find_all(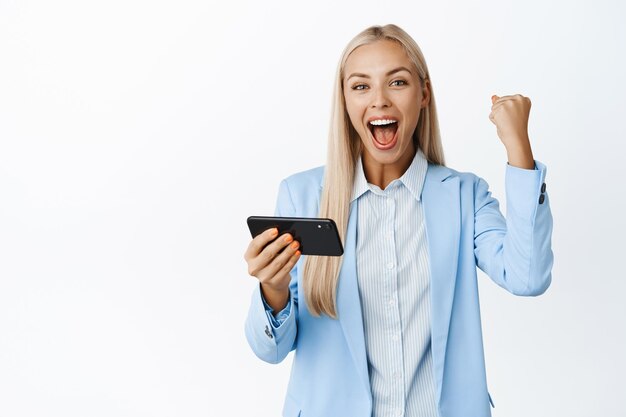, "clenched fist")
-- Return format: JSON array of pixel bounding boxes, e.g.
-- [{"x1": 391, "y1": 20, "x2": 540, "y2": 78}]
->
[{"x1": 489, "y1": 94, "x2": 535, "y2": 169}]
